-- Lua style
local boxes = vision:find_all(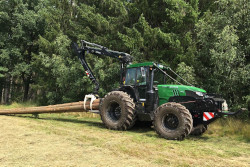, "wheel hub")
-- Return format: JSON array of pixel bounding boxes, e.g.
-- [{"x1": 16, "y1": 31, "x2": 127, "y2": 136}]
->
[
  {"x1": 163, "y1": 113, "x2": 179, "y2": 130},
  {"x1": 108, "y1": 101, "x2": 121, "y2": 121}
]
